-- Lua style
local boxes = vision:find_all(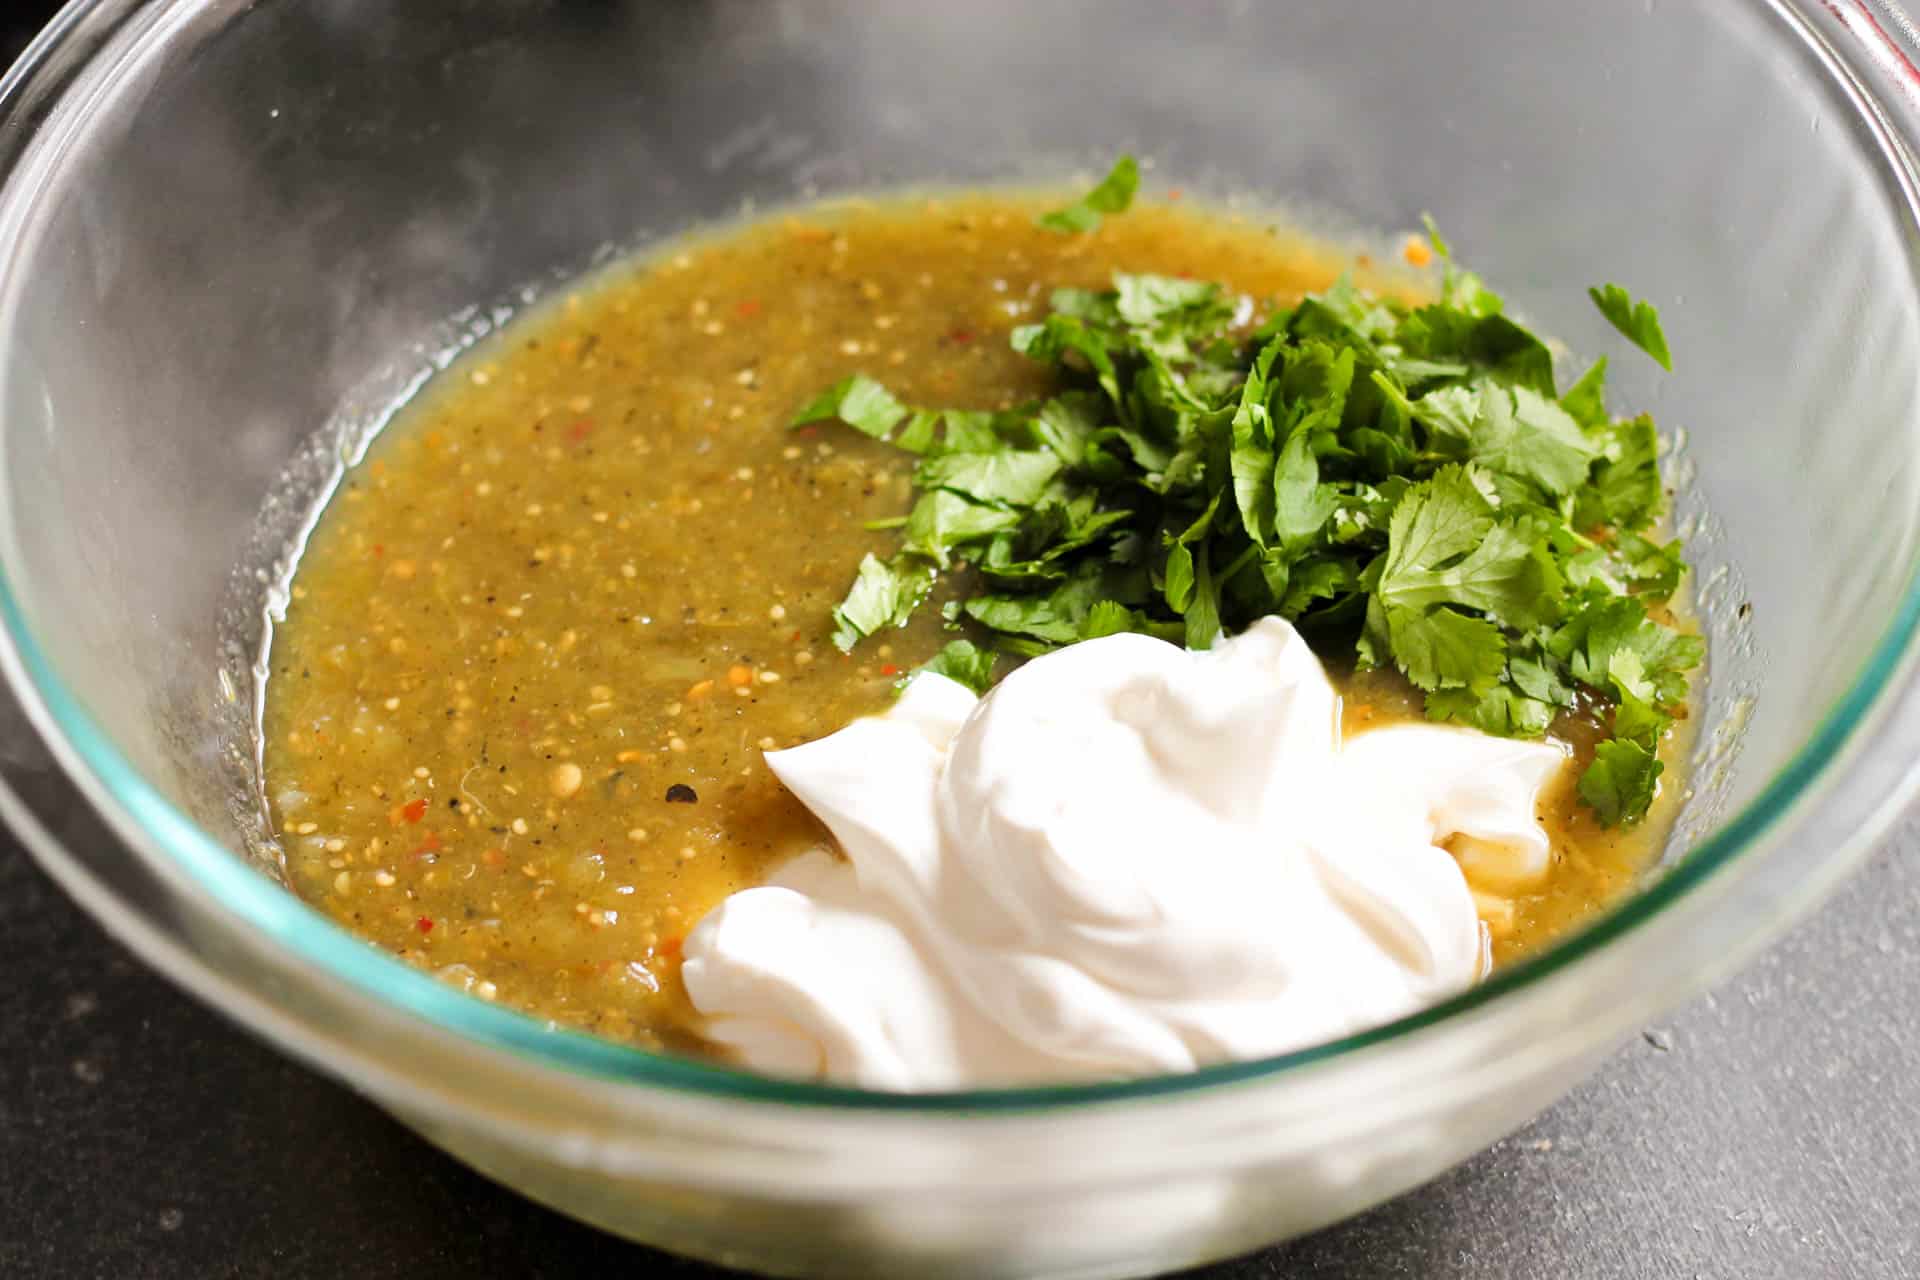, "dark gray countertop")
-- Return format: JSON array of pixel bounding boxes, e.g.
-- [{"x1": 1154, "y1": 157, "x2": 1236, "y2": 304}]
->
[{"x1": 4, "y1": 800, "x2": 1917, "y2": 1280}]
